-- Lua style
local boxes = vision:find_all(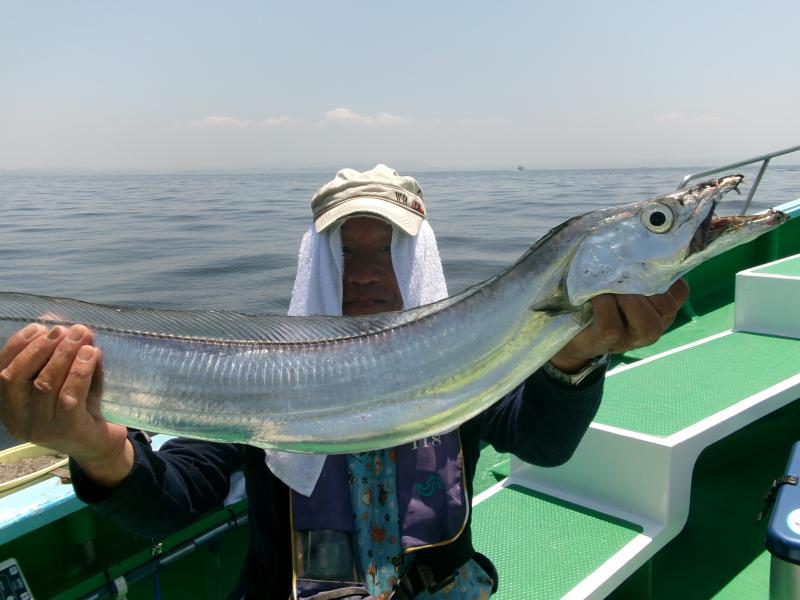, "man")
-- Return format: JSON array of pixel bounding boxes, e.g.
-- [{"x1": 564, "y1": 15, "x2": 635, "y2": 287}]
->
[{"x1": 0, "y1": 165, "x2": 688, "y2": 599}]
